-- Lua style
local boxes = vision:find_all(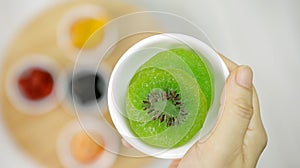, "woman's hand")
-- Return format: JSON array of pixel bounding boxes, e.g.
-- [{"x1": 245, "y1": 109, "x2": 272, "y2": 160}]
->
[{"x1": 172, "y1": 55, "x2": 268, "y2": 168}]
